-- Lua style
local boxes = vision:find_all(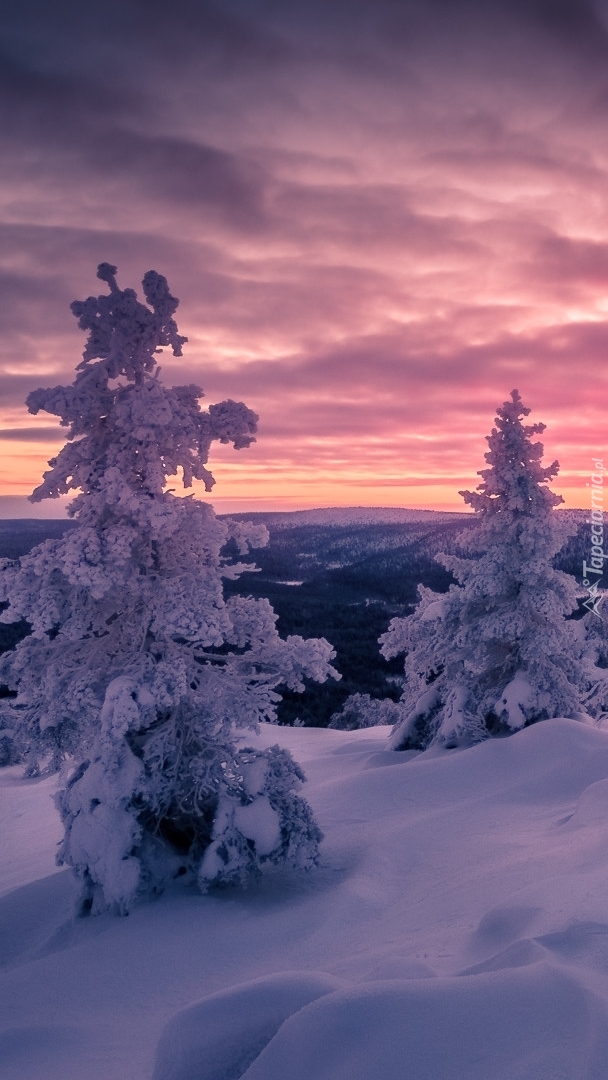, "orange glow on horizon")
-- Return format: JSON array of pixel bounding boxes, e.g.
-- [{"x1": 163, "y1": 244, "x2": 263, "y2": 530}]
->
[
  {"x1": 2, "y1": 2, "x2": 607, "y2": 523},
  {"x1": 0, "y1": 428, "x2": 592, "y2": 518}
]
